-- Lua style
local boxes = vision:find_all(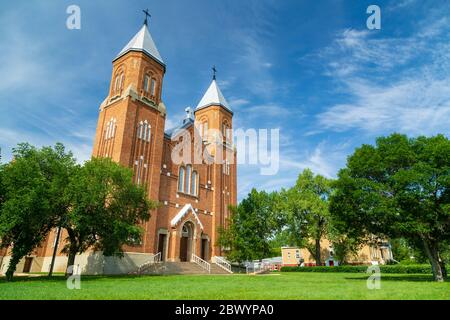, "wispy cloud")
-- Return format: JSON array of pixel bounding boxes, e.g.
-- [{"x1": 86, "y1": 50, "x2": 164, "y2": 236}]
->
[{"x1": 315, "y1": 9, "x2": 450, "y2": 136}]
